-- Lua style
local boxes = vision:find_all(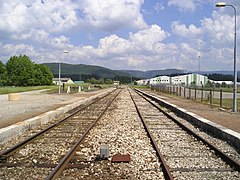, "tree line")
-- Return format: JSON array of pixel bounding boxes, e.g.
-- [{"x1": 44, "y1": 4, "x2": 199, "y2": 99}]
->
[
  {"x1": 207, "y1": 73, "x2": 240, "y2": 82},
  {"x1": 0, "y1": 55, "x2": 53, "y2": 86},
  {"x1": 58, "y1": 73, "x2": 139, "y2": 84}
]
